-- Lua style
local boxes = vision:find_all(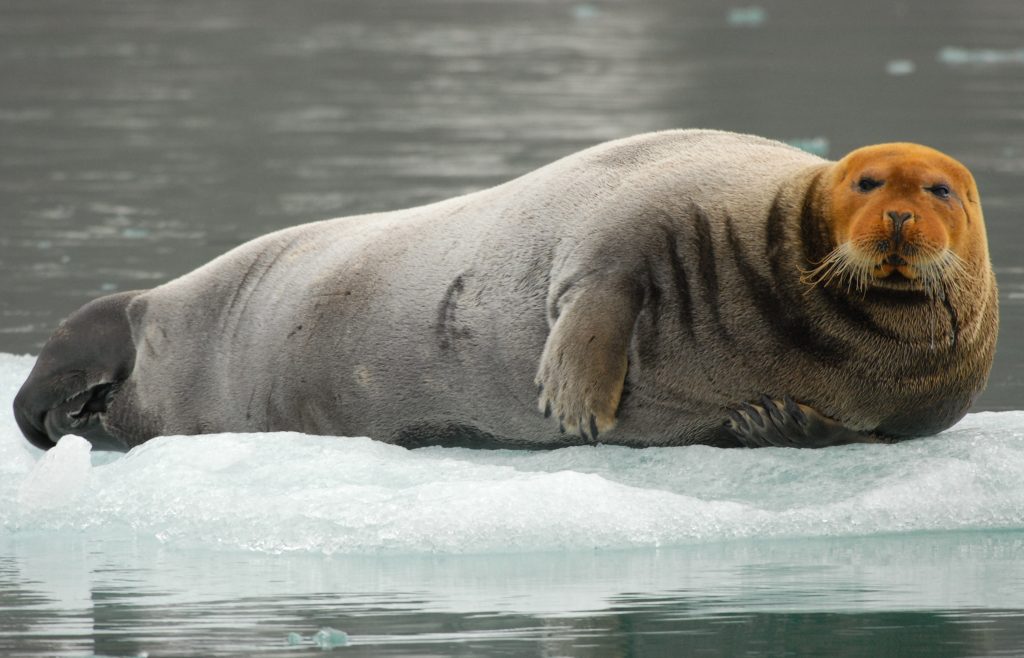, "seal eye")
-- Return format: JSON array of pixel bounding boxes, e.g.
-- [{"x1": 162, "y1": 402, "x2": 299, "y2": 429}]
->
[
  {"x1": 857, "y1": 177, "x2": 883, "y2": 192},
  {"x1": 927, "y1": 184, "x2": 951, "y2": 199}
]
